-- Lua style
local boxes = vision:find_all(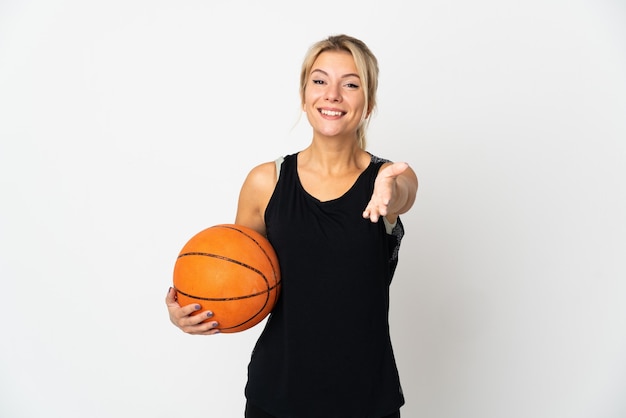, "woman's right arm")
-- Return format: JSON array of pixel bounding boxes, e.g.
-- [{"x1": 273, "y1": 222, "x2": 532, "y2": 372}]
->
[
  {"x1": 234, "y1": 161, "x2": 277, "y2": 236},
  {"x1": 165, "y1": 161, "x2": 277, "y2": 335}
]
